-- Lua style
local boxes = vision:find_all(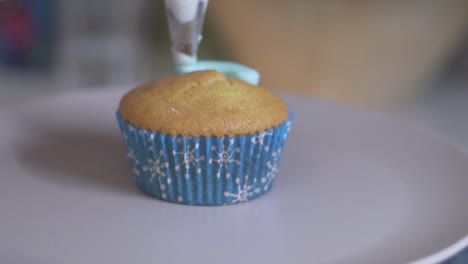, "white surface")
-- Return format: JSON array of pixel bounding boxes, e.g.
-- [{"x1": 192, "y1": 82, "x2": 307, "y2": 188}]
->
[{"x1": 1, "y1": 89, "x2": 468, "y2": 264}]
